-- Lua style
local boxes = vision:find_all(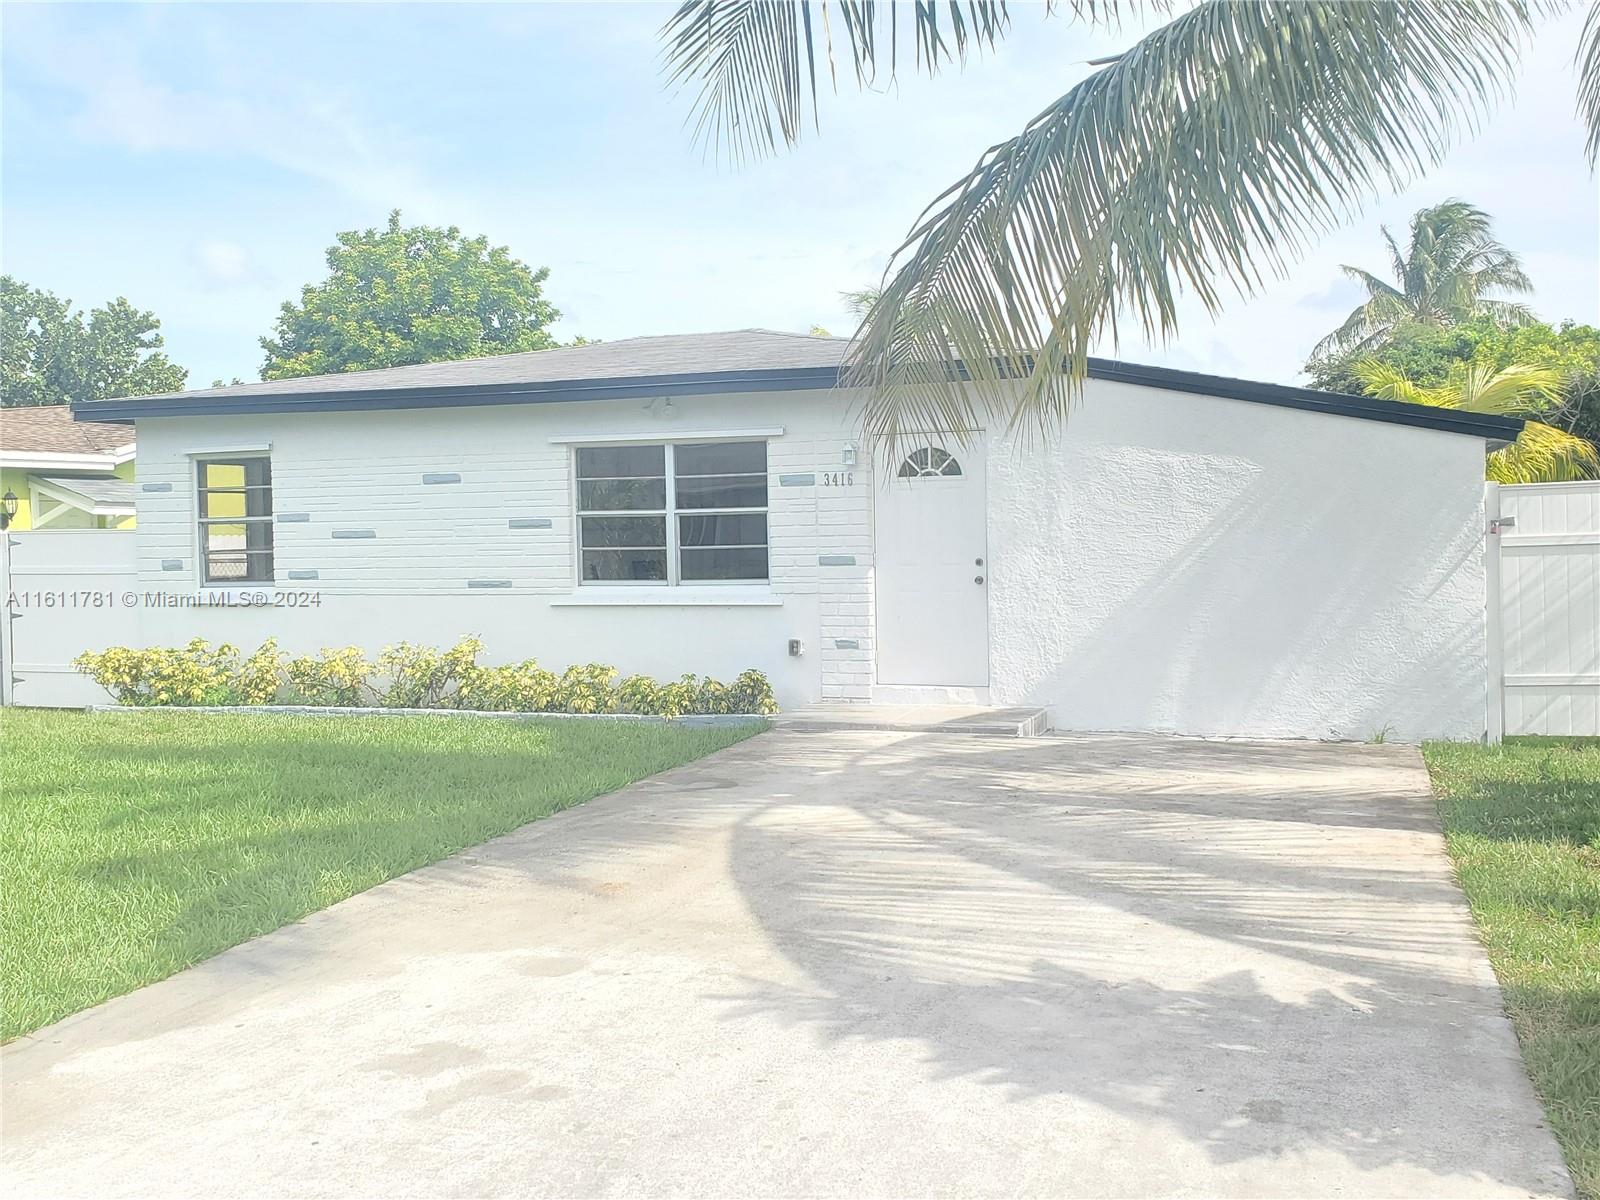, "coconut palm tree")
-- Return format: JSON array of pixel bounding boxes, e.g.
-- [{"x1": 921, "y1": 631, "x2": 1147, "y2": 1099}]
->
[
  {"x1": 661, "y1": 1, "x2": 1600, "y2": 447},
  {"x1": 1353, "y1": 360, "x2": 1599, "y2": 483},
  {"x1": 1310, "y1": 202, "x2": 1534, "y2": 363}
]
